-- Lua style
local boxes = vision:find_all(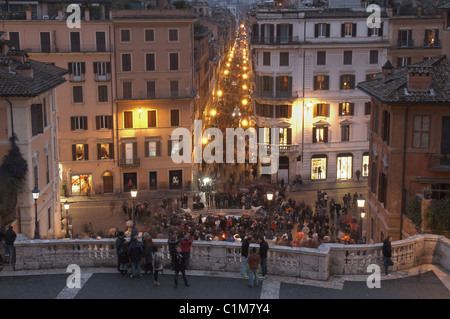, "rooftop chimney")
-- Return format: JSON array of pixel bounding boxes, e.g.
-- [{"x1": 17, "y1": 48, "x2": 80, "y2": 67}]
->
[
  {"x1": 382, "y1": 60, "x2": 394, "y2": 83},
  {"x1": 406, "y1": 65, "x2": 432, "y2": 93}
]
